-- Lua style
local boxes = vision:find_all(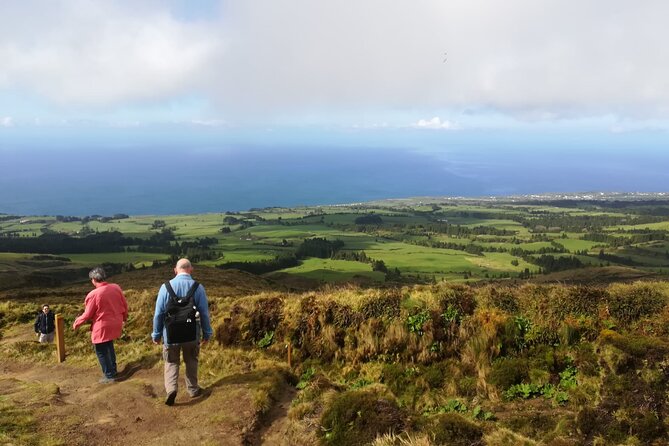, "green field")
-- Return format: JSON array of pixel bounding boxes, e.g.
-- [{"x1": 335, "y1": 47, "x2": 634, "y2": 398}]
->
[
  {"x1": 64, "y1": 252, "x2": 169, "y2": 266},
  {"x1": 271, "y1": 258, "x2": 385, "y2": 282},
  {"x1": 3, "y1": 197, "x2": 669, "y2": 285}
]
